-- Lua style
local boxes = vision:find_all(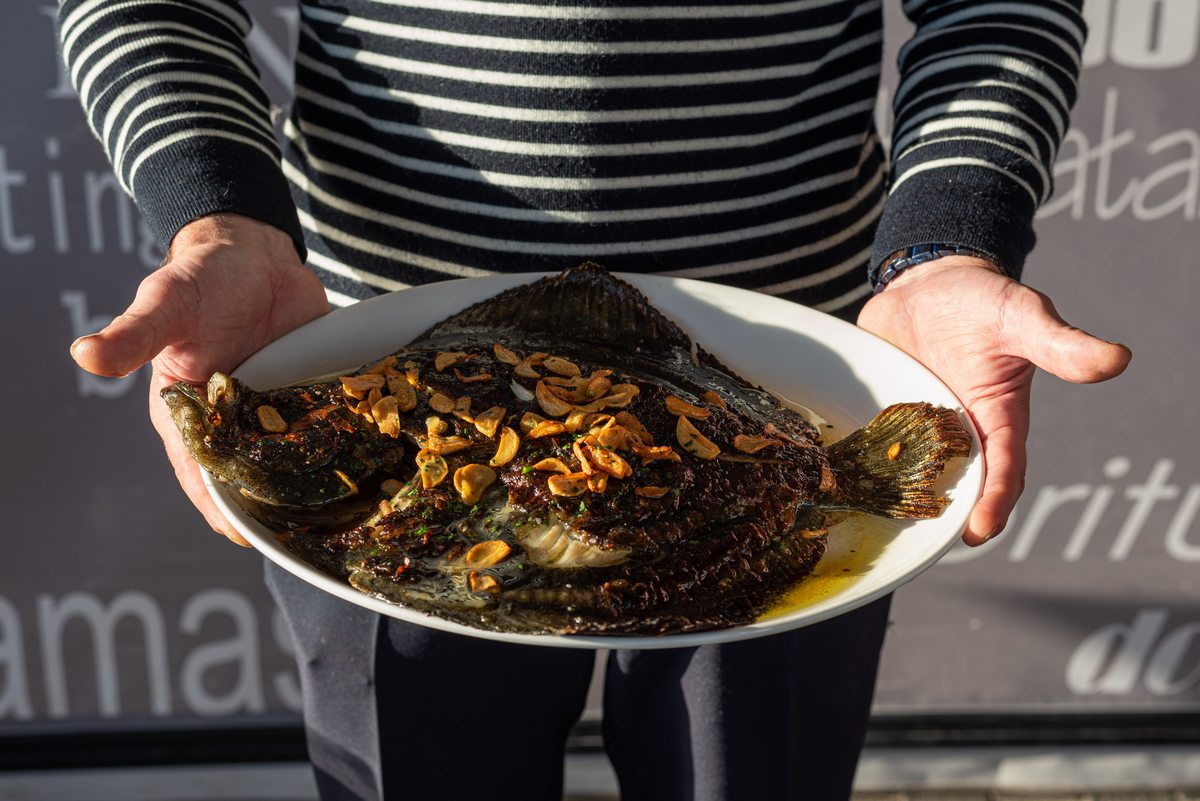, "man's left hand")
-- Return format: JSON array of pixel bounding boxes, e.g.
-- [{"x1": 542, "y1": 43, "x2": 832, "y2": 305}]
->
[{"x1": 857, "y1": 256, "x2": 1132, "y2": 546}]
